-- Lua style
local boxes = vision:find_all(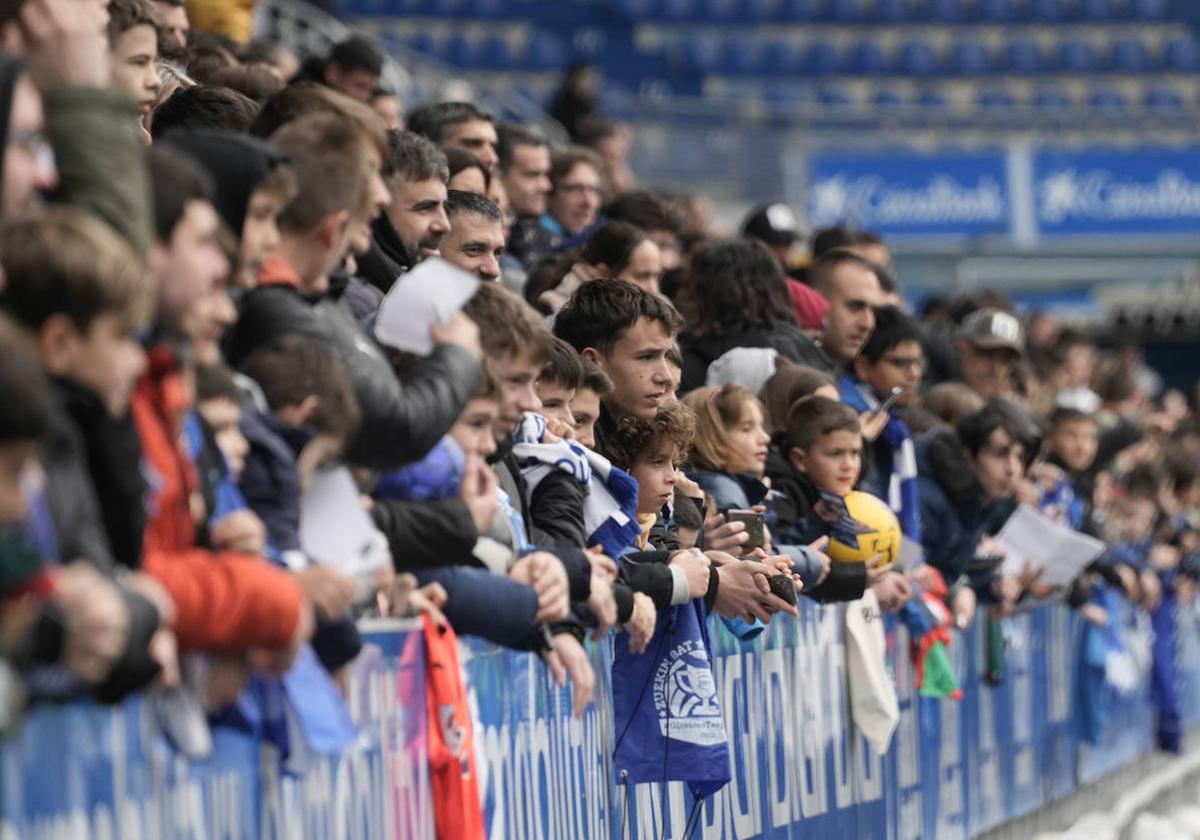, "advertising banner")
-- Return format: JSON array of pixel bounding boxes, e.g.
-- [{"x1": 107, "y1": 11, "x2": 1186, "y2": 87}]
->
[
  {"x1": 1034, "y1": 147, "x2": 1200, "y2": 236},
  {"x1": 805, "y1": 151, "x2": 1012, "y2": 238}
]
